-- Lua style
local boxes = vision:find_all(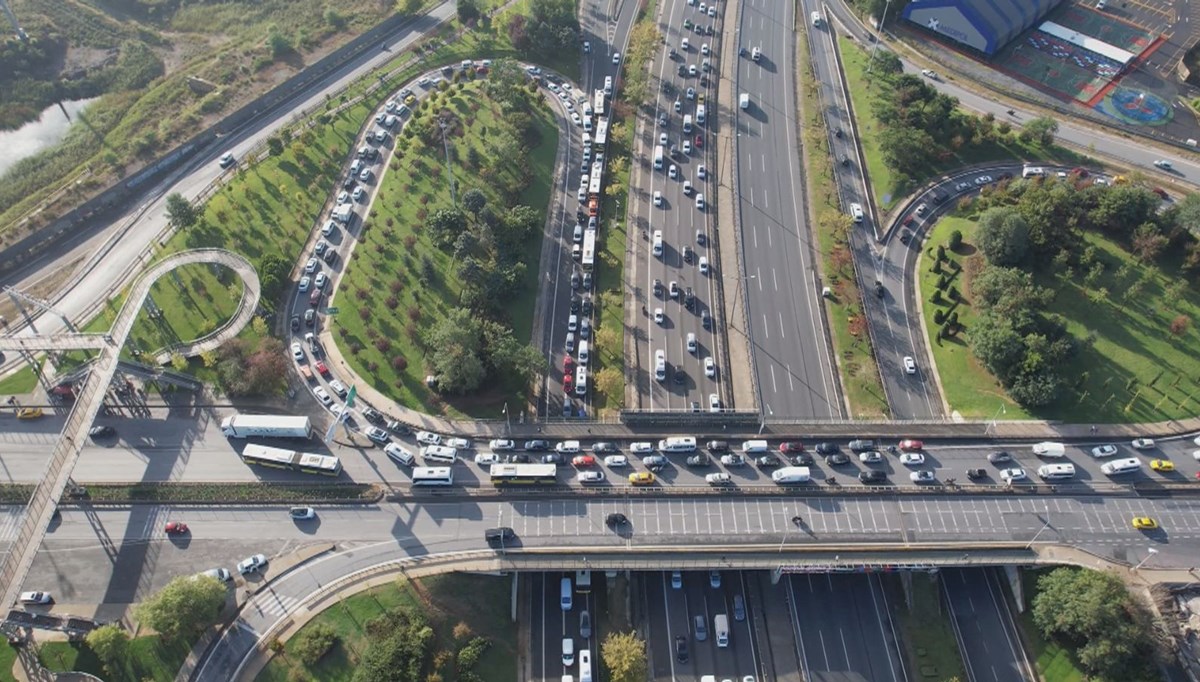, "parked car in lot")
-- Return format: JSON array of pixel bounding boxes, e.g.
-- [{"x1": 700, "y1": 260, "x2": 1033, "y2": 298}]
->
[
  {"x1": 237, "y1": 554, "x2": 269, "y2": 575},
  {"x1": 19, "y1": 591, "x2": 52, "y2": 604}
]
